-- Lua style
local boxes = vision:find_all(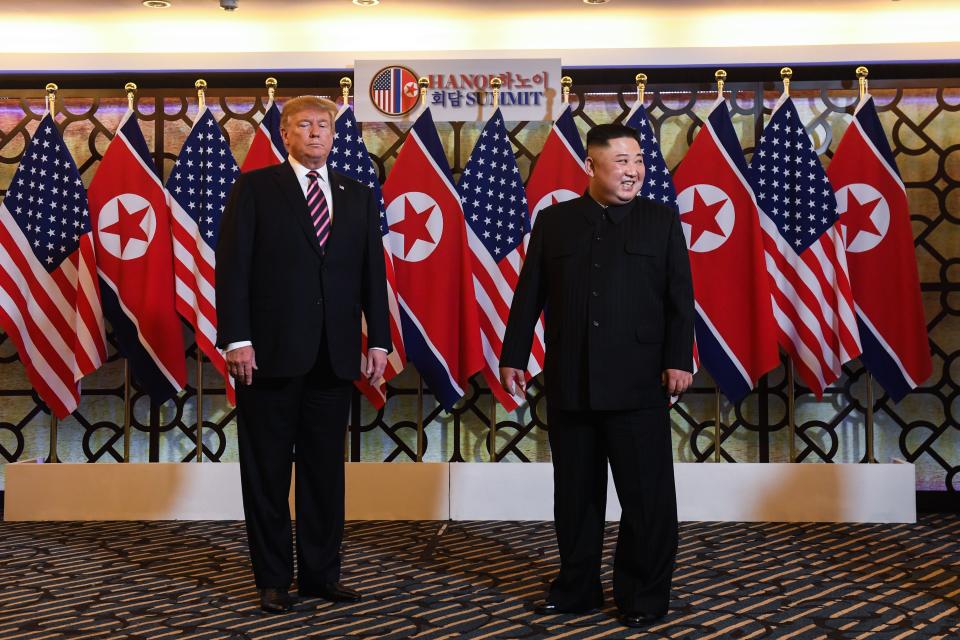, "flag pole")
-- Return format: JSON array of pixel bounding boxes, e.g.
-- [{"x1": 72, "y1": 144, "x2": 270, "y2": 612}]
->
[
  {"x1": 787, "y1": 359, "x2": 797, "y2": 462},
  {"x1": 340, "y1": 77, "x2": 351, "y2": 107},
  {"x1": 713, "y1": 386, "x2": 722, "y2": 463},
  {"x1": 266, "y1": 76, "x2": 277, "y2": 105},
  {"x1": 48, "y1": 414, "x2": 59, "y2": 463},
  {"x1": 45, "y1": 82, "x2": 57, "y2": 114},
  {"x1": 856, "y1": 65, "x2": 869, "y2": 100},
  {"x1": 125, "y1": 82, "x2": 137, "y2": 111},
  {"x1": 196, "y1": 352, "x2": 204, "y2": 463},
  {"x1": 339, "y1": 75, "x2": 352, "y2": 462},
  {"x1": 123, "y1": 361, "x2": 132, "y2": 462},
  {"x1": 561, "y1": 76, "x2": 572, "y2": 106},
  {"x1": 45, "y1": 83, "x2": 61, "y2": 464},
  {"x1": 775, "y1": 69, "x2": 801, "y2": 464},
  {"x1": 635, "y1": 73, "x2": 647, "y2": 104},
  {"x1": 715, "y1": 69, "x2": 727, "y2": 99},
  {"x1": 854, "y1": 65, "x2": 878, "y2": 465},
  {"x1": 416, "y1": 376, "x2": 424, "y2": 462},
  {"x1": 484, "y1": 77, "x2": 505, "y2": 464},
  {"x1": 193, "y1": 79, "x2": 208, "y2": 463},
  {"x1": 781, "y1": 67, "x2": 793, "y2": 97},
  {"x1": 418, "y1": 76, "x2": 429, "y2": 111}
]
